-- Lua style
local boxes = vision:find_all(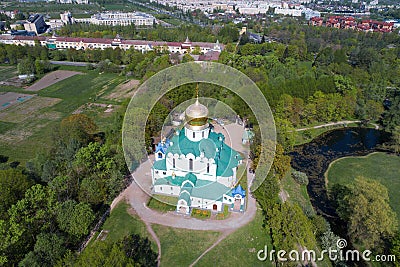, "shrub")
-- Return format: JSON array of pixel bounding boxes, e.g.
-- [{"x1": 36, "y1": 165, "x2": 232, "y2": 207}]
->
[{"x1": 292, "y1": 170, "x2": 309, "y2": 185}]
